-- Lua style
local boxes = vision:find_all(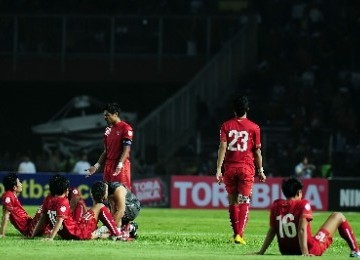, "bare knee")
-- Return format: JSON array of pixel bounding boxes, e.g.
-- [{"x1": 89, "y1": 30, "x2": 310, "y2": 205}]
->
[{"x1": 331, "y1": 212, "x2": 346, "y2": 222}]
